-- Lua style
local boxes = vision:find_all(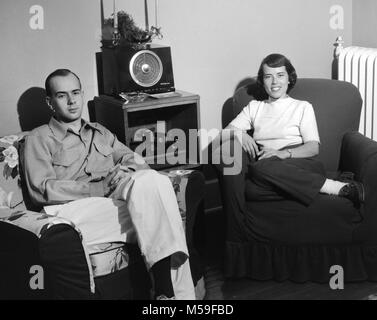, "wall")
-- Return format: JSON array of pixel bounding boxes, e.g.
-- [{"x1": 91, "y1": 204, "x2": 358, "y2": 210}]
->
[
  {"x1": 96, "y1": 0, "x2": 354, "y2": 135},
  {"x1": 0, "y1": 0, "x2": 101, "y2": 136},
  {"x1": 352, "y1": 0, "x2": 377, "y2": 47},
  {"x1": 0, "y1": 0, "x2": 352, "y2": 138}
]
